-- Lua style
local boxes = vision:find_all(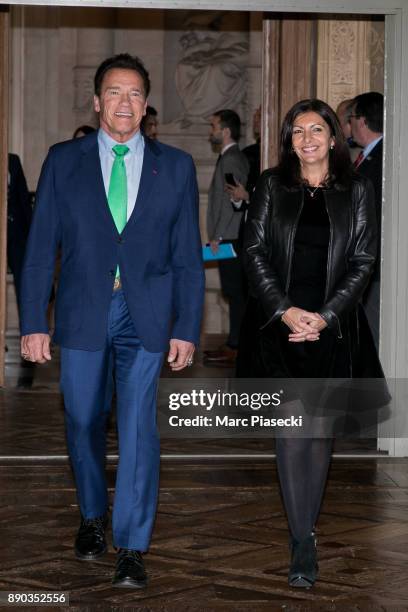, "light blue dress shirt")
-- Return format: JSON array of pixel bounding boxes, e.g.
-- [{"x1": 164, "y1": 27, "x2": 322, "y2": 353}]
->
[
  {"x1": 97, "y1": 128, "x2": 145, "y2": 221},
  {"x1": 362, "y1": 135, "x2": 383, "y2": 162}
]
